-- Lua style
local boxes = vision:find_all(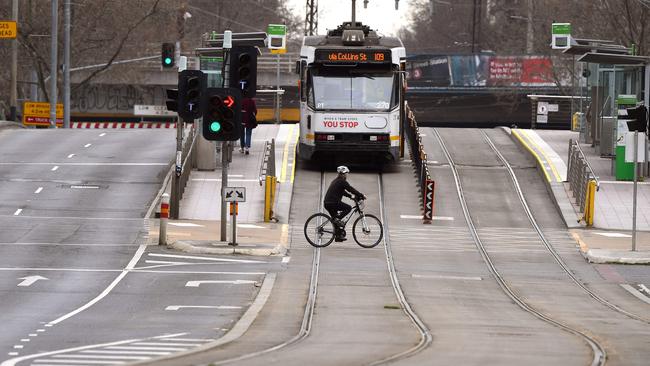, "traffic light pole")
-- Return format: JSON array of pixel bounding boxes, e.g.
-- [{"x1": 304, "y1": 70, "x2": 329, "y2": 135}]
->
[{"x1": 221, "y1": 46, "x2": 231, "y2": 243}]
